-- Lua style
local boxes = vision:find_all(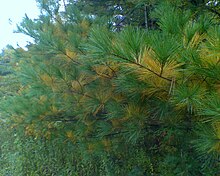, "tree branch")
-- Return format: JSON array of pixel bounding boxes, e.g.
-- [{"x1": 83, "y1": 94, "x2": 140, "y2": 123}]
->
[{"x1": 110, "y1": 53, "x2": 172, "y2": 82}]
